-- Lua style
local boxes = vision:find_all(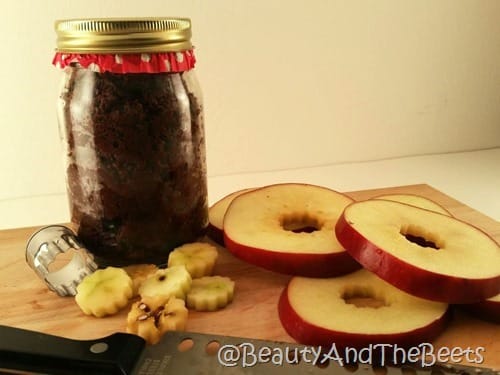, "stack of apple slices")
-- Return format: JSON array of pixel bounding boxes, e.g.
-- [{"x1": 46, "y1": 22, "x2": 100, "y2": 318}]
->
[
  {"x1": 335, "y1": 198, "x2": 500, "y2": 304},
  {"x1": 209, "y1": 183, "x2": 500, "y2": 350},
  {"x1": 208, "y1": 187, "x2": 257, "y2": 245}
]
